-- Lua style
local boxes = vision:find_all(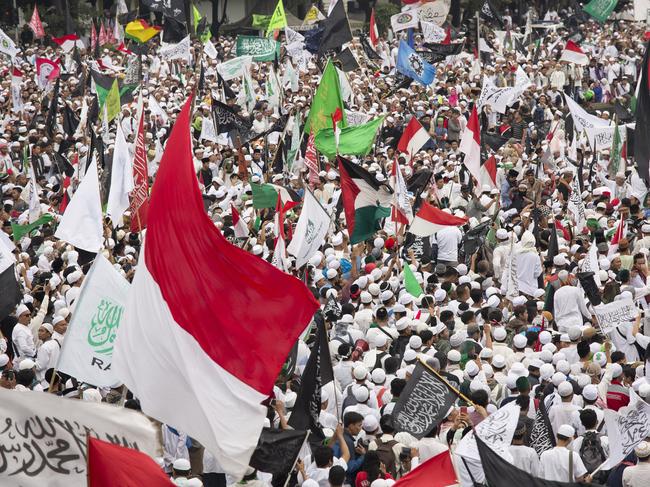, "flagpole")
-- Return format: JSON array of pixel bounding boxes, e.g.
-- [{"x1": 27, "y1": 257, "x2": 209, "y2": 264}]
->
[
  {"x1": 418, "y1": 356, "x2": 475, "y2": 406},
  {"x1": 283, "y1": 431, "x2": 310, "y2": 487}
]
